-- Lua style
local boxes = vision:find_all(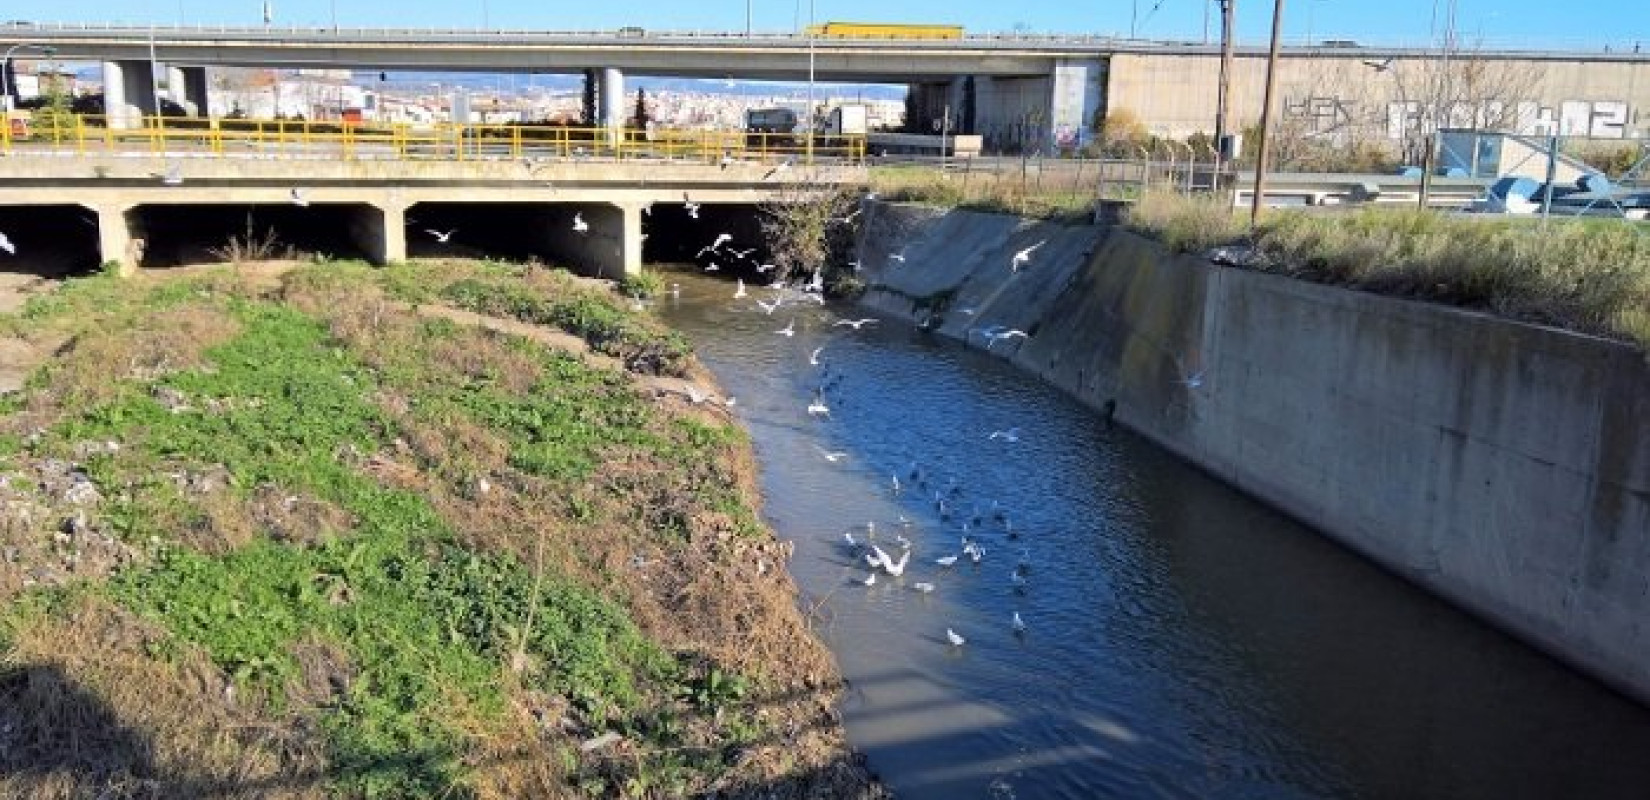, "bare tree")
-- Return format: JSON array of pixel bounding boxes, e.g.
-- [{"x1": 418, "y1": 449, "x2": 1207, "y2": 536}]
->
[
  {"x1": 1388, "y1": 40, "x2": 1541, "y2": 164},
  {"x1": 758, "y1": 176, "x2": 860, "y2": 290}
]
